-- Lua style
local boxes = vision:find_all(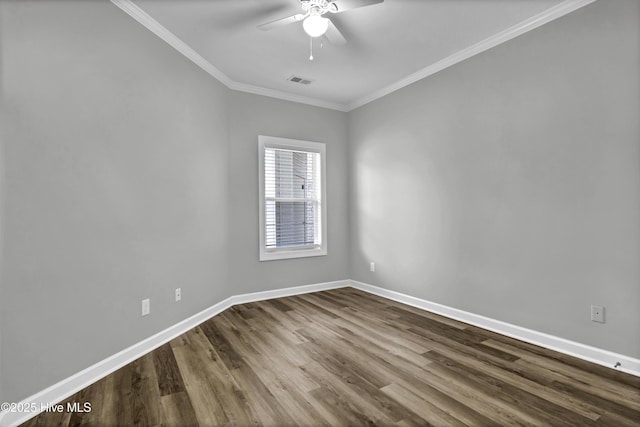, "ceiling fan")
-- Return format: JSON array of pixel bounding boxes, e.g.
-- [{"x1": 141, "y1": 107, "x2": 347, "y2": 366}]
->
[{"x1": 257, "y1": 0, "x2": 384, "y2": 47}]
